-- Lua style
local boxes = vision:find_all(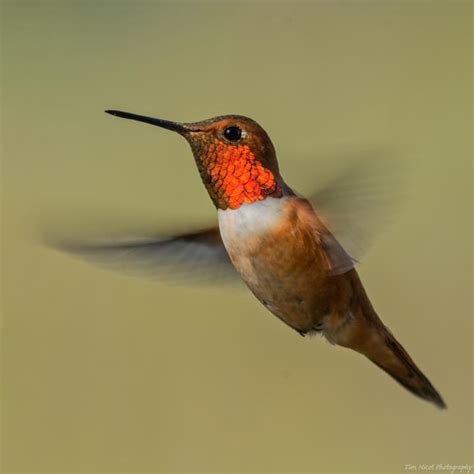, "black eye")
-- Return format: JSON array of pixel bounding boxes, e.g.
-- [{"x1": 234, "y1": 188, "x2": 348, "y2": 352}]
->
[{"x1": 223, "y1": 125, "x2": 242, "y2": 141}]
